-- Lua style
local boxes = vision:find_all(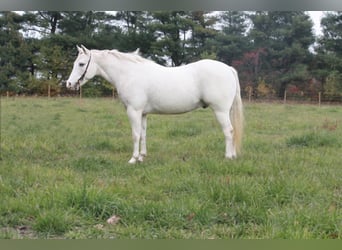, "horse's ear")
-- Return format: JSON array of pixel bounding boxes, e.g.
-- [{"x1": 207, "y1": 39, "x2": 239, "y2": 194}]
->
[
  {"x1": 133, "y1": 48, "x2": 140, "y2": 55},
  {"x1": 80, "y1": 44, "x2": 89, "y2": 54},
  {"x1": 76, "y1": 45, "x2": 82, "y2": 53}
]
